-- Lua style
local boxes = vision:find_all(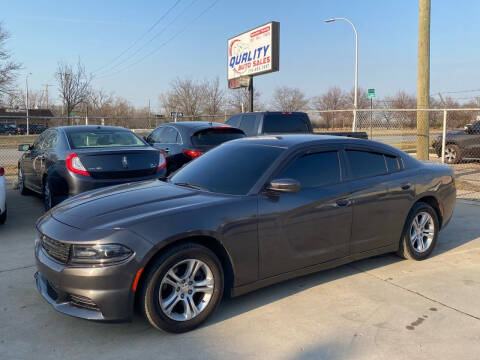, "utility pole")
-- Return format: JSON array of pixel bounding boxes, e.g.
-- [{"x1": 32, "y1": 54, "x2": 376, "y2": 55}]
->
[
  {"x1": 42, "y1": 84, "x2": 54, "y2": 109},
  {"x1": 416, "y1": 0, "x2": 431, "y2": 160},
  {"x1": 25, "y1": 73, "x2": 32, "y2": 135},
  {"x1": 248, "y1": 77, "x2": 254, "y2": 112}
]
